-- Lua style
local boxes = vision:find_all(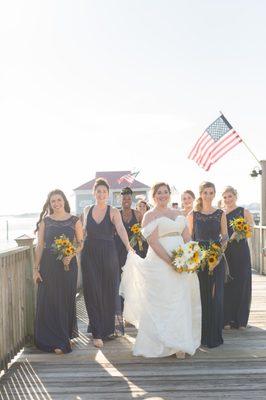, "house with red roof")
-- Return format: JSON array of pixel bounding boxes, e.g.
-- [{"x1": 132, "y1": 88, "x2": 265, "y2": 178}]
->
[{"x1": 74, "y1": 171, "x2": 150, "y2": 214}]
